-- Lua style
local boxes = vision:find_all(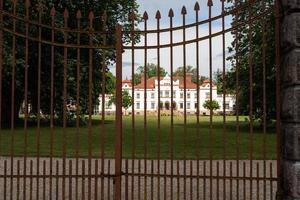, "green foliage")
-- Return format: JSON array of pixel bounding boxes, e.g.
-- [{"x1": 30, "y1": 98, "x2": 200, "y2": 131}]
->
[
  {"x1": 203, "y1": 100, "x2": 220, "y2": 112},
  {"x1": 108, "y1": 90, "x2": 132, "y2": 111},
  {"x1": 133, "y1": 63, "x2": 167, "y2": 85},
  {"x1": 224, "y1": 0, "x2": 276, "y2": 120},
  {"x1": 173, "y1": 65, "x2": 208, "y2": 84},
  {"x1": 1, "y1": 0, "x2": 139, "y2": 126}
]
